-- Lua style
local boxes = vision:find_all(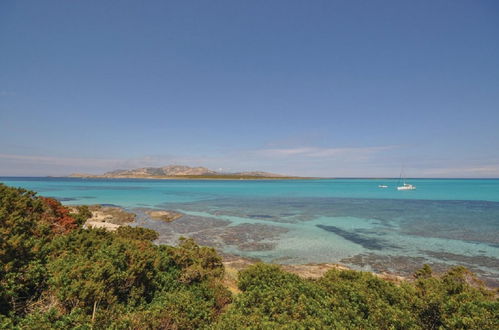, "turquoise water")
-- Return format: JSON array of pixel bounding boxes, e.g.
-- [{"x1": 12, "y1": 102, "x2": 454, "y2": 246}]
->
[{"x1": 2, "y1": 177, "x2": 499, "y2": 285}]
